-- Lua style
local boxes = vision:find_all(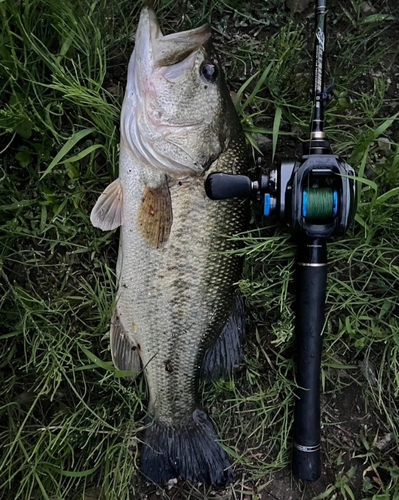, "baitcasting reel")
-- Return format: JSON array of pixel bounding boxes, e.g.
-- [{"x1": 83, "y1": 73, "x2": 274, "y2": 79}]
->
[
  {"x1": 205, "y1": 0, "x2": 357, "y2": 483},
  {"x1": 205, "y1": 152, "x2": 356, "y2": 239}
]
